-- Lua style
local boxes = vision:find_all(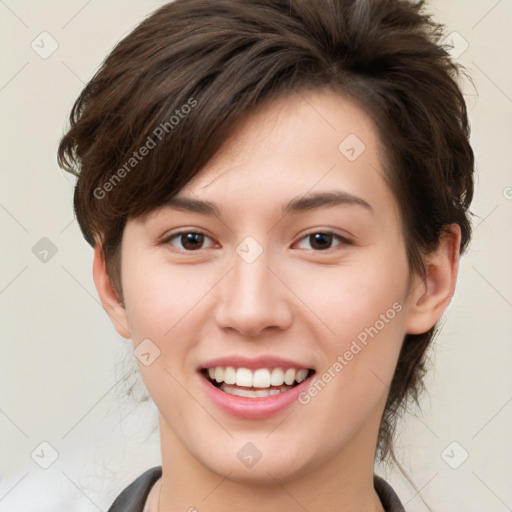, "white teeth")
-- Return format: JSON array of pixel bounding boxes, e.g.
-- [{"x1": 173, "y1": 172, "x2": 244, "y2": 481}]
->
[
  {"x1": 225, "y1": 386, "x2": 258, "y2": 398},
  {"x1": 270, "y1": 368, "x2": 285, "y2": 386},
  {"x1": 222, "y1": 384, "x2": 293, "y2": 397},
  {"x1": 204, "y1": 366, "x2": 311, "y2": 388},
  {"x1": 296, "y1": 369, "x2": 308, "y2": 383},
  {"x1": 224, "y1": 366, "x2": 237, "y2": 385},
  {"x1": 235, "y1": 368, "x2": 253, "y2": 387},
  {"x1": 252, "y1": 369, "x2": 271, "y2": 388},
  {"x1": 284, "y1": 368, "x2": 296, "y2": 385}
]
